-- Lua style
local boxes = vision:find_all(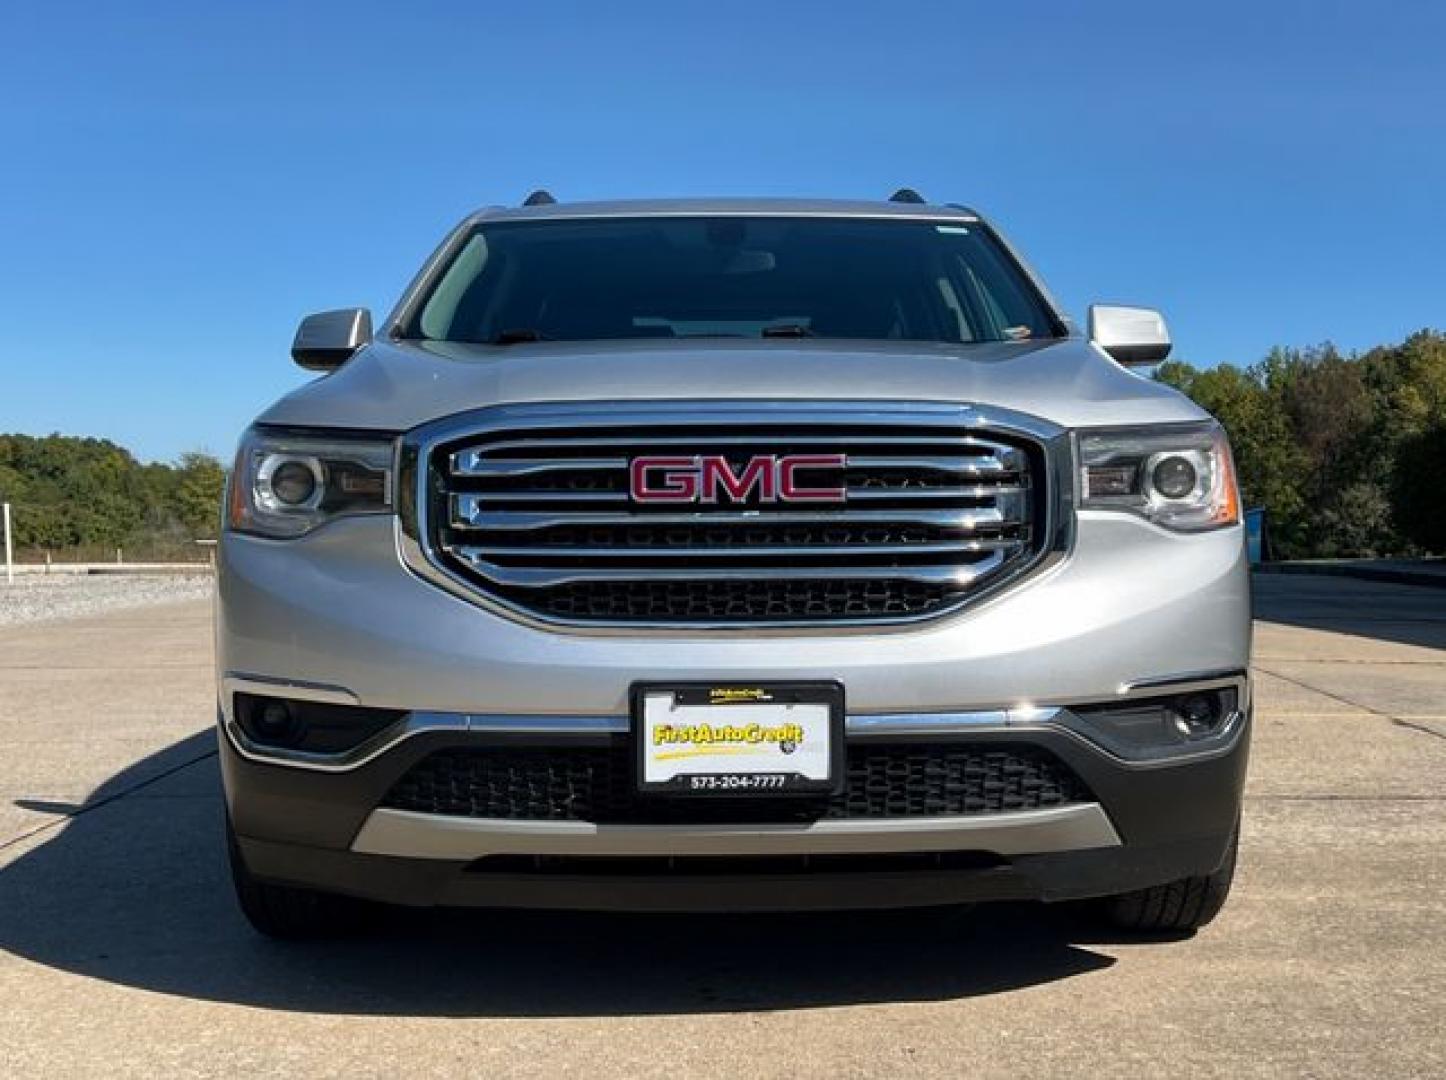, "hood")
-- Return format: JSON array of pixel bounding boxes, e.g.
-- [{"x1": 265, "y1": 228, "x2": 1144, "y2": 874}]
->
[{"x1": 256, "y1": 336, "x2": 1205, "y2": 433}]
